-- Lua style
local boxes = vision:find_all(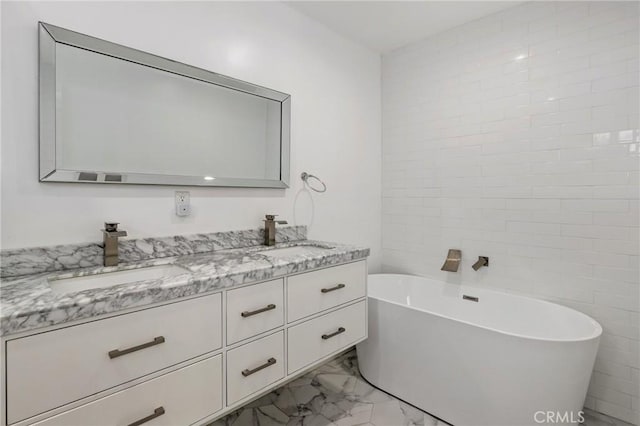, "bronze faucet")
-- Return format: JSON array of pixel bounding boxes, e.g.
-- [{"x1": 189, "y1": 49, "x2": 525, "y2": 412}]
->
[
  {"x1": 441, "y1": 249, "x2": 462, "y2": 272},
  {"x1": 263, "y1": 215, "x2": 288, "y2": 246},
  {"x1": 102, "y1": 222, "x2": 127, "y2": 266}
]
